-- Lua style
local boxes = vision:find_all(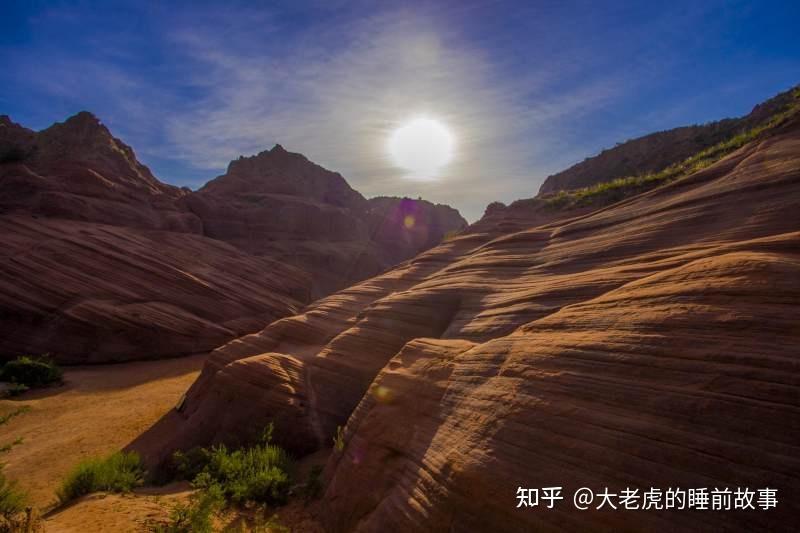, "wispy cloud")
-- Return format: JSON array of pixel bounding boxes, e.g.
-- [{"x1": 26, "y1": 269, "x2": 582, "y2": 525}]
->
[
  {"x1": 150, "y1": 6, "x2": 627, "y2": 219},
  {"x1": 3, "y1": 1, "x2": 797, "y2": 220}
]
